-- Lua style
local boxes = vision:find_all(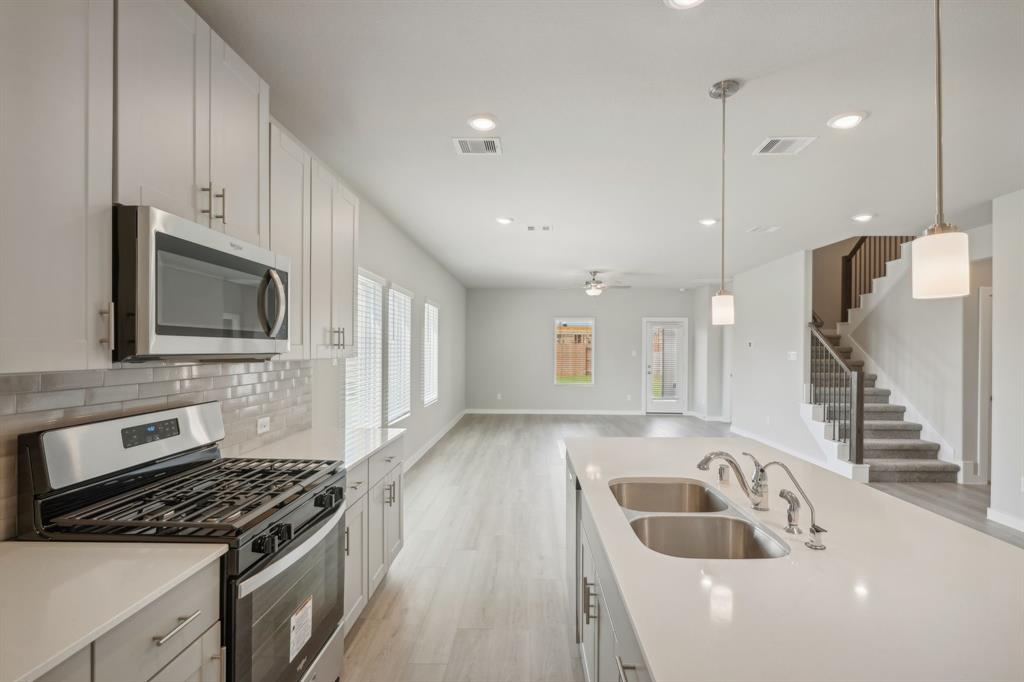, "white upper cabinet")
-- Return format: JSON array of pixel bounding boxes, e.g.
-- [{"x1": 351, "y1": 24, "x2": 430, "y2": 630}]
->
[
  {"x1": 115, "y1": 0, "x2": 210, "y2": 225},
  {"x1": 269, "y1": 121, "x2": 311, "y2": 360},
  {"x1": 0, "y1": 0, "x2": 114, "y2": 373},
  {"x1": 210, "y1": 32, "x2": 269, "y2": 247},
  {"x1": 309, "y1": 160, "x2": 358, "y2": 359},
  {"x1": 116, "y1": 0, "x2": 268, "y2": 245}
]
